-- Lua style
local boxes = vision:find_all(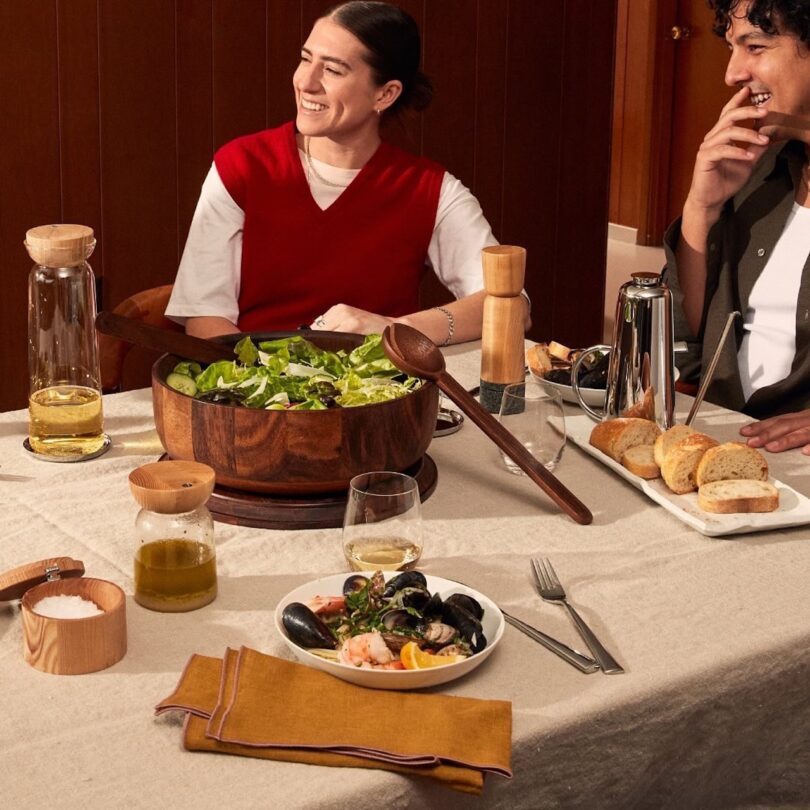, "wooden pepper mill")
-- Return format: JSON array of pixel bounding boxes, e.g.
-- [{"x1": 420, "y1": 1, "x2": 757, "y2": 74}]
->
[{"x1": 479, "y1": 245, "x2": 527, "y2": 412}]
